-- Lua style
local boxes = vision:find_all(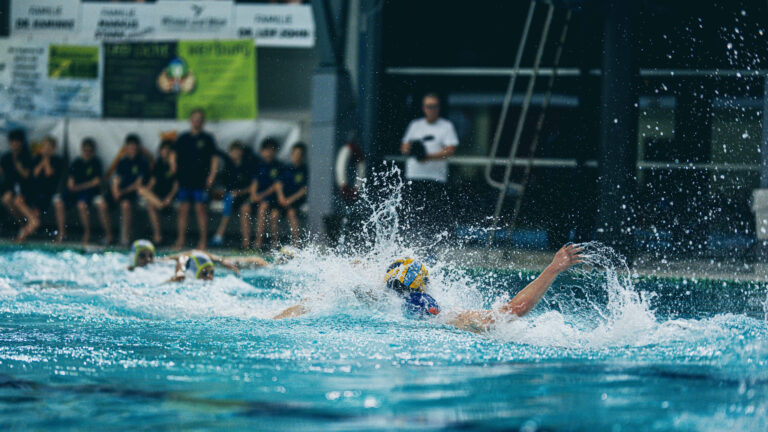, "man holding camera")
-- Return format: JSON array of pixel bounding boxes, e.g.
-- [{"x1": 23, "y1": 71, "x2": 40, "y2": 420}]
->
[{"x1": 399, "y1": 93, "x2": 459, "y2": 236}]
